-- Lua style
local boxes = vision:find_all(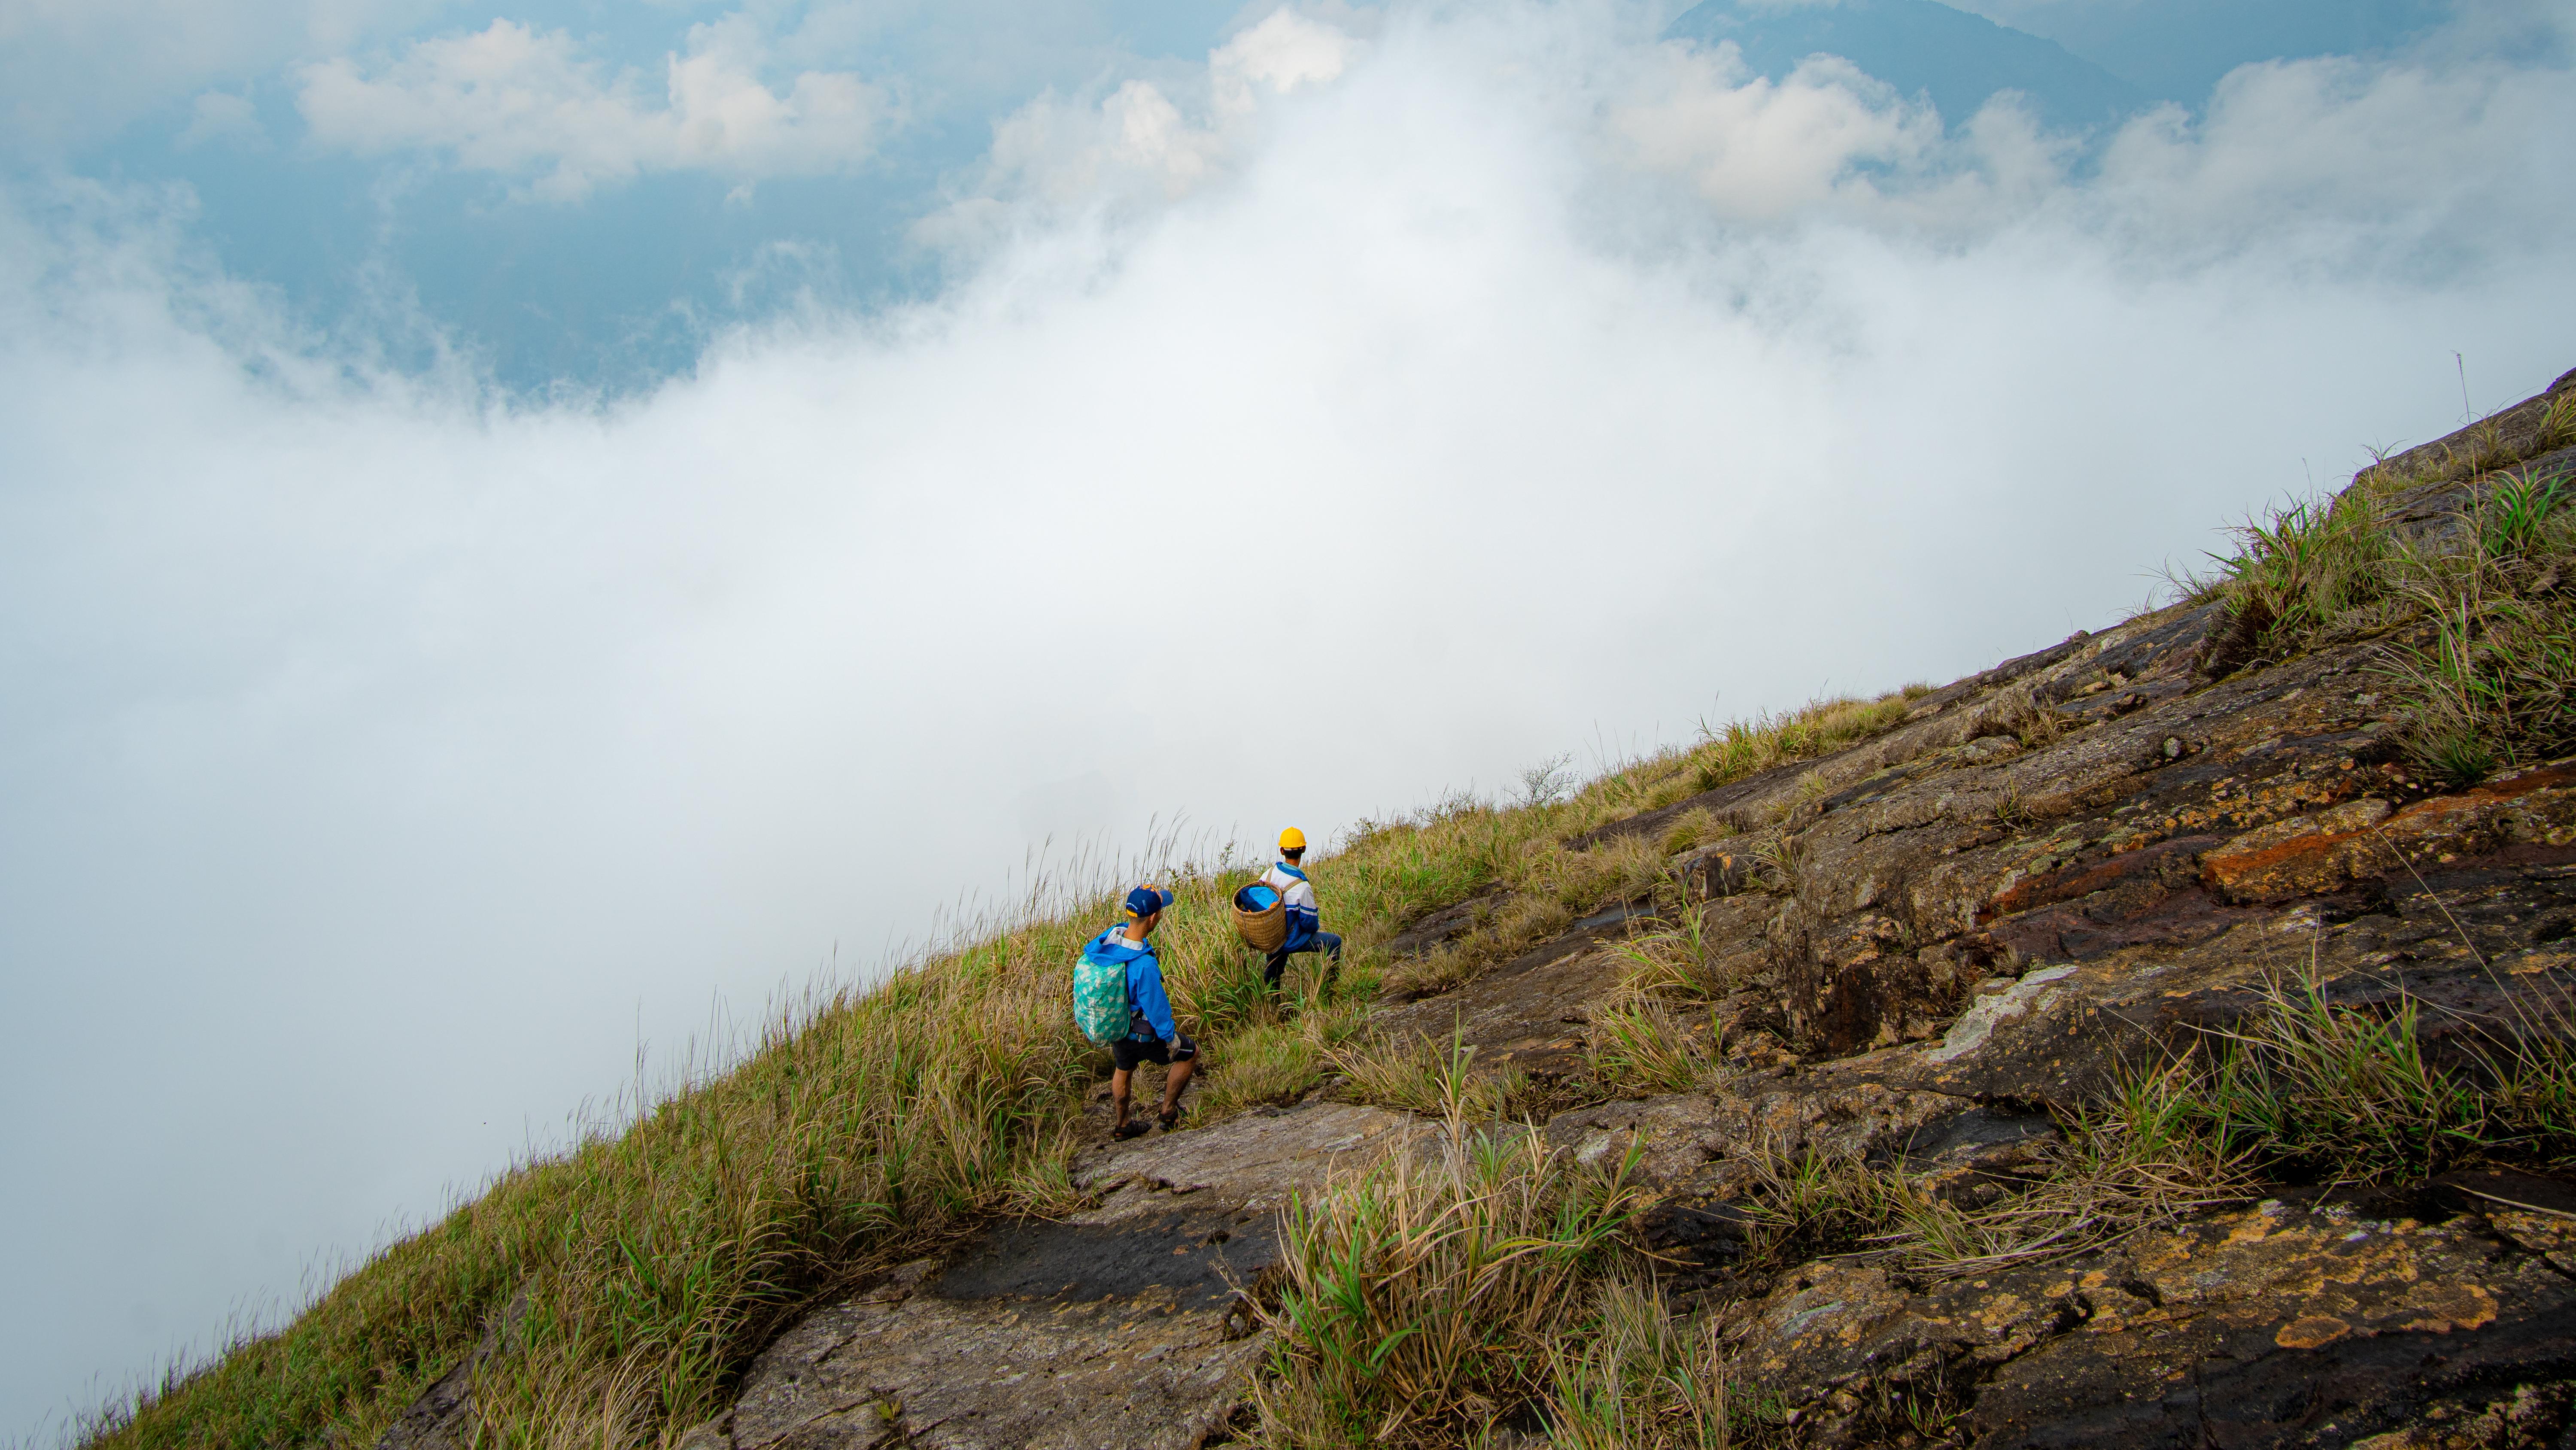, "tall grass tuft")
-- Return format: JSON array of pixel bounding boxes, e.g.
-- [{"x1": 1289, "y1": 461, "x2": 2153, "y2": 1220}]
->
[
  {"x1": 2189, "y1": 490, "x2": 2402, "y2": 669},
  {"x1": 1252, "y1": 1116, "x2": 1643, "y2": 1447},
  {"x1": 1543, "y1": 1278, "x2": 1752, "y2": 1450},
  {"x1": 2187, "y1": 973, "x2": 2576, "y2": 1182},
  {"x1": 2174, "y1": 455, "x2": 2576, "y2": 784},
  {"x1": 1332, "y1": 1027, "x2": 1531, "y2": 1122},
  {"x1": 2382, "y1": 470, "x2": 2576, "y2": 783},
  {"x1": 1742, "y1": 971, "x2": 2576, "y2": 1290},
  {"x1": 1585, "y1": 996, "x2": 1725, "y2": 1098},
  {"x1": 1609, "y1": 897, "x2": 1737, "y2": 1003}
]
